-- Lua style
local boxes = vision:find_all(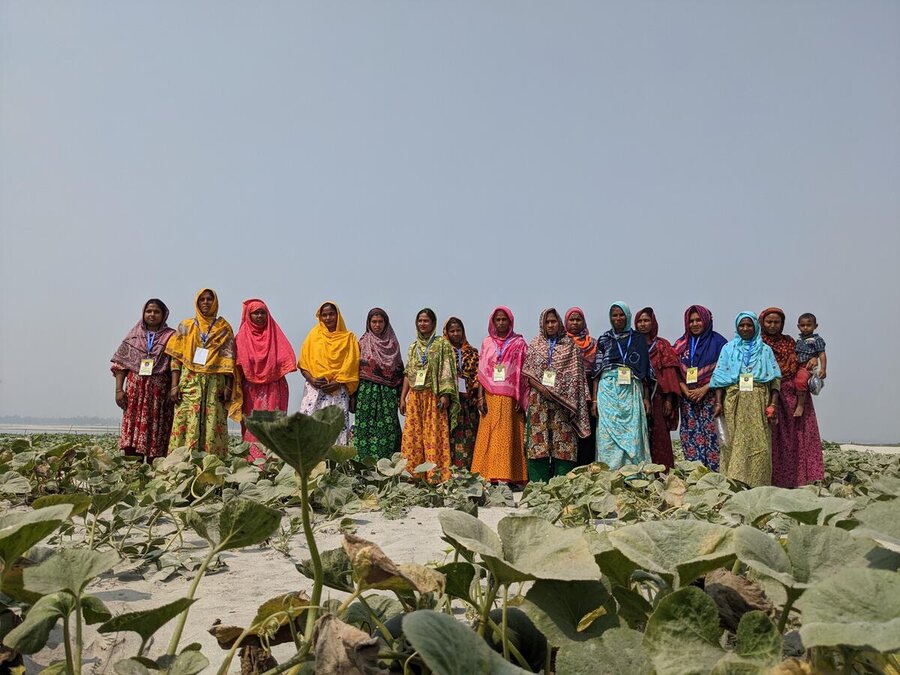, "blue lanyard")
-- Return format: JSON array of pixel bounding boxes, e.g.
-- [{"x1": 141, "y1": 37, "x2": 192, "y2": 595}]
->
[
  {"x1": 615, "y1": 332, "x2": 632, "y2": 364},
  {"x1": 194, "y1": 318, "x2": 217, "y2": 346},
  {"x1": 417, "y1": 335, "x2": 436, "y2": 366},
  {"x1": 547, "y1": 338, "x2": 557, "y2": 368},
  {"x1": 496, "y1": 336, "x2": 512, "y2": 363},
  {"x1": 742, "y1": 343, "x2": 752, "y2": 372},
  {"x1": 689, "y1": 335, "x2": 701, "y2": 367},
  {"x1": 649, "y1": 337, "x2": 658, "y2": 355},
  {"x1": 455, "y1": 347, "x2": 463, "y2": 372},
  {"x1": 146, "y1": 332, "x2": 156, "y2": 356}
]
